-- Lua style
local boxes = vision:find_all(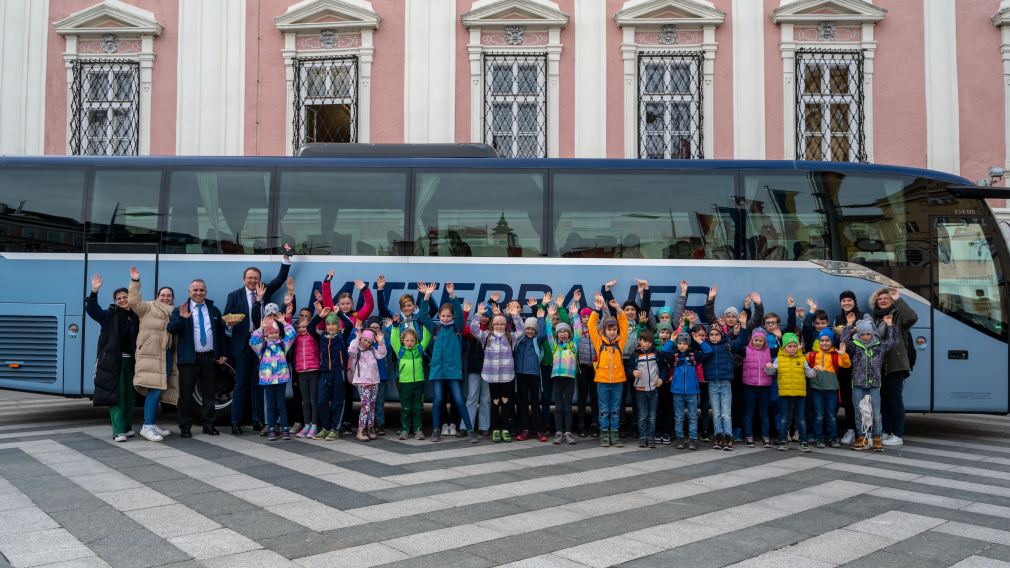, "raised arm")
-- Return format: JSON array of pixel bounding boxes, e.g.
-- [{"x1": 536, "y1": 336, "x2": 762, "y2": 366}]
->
[{"x1": 127, "y1": 273, "x2": 150, "y2": 317}]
